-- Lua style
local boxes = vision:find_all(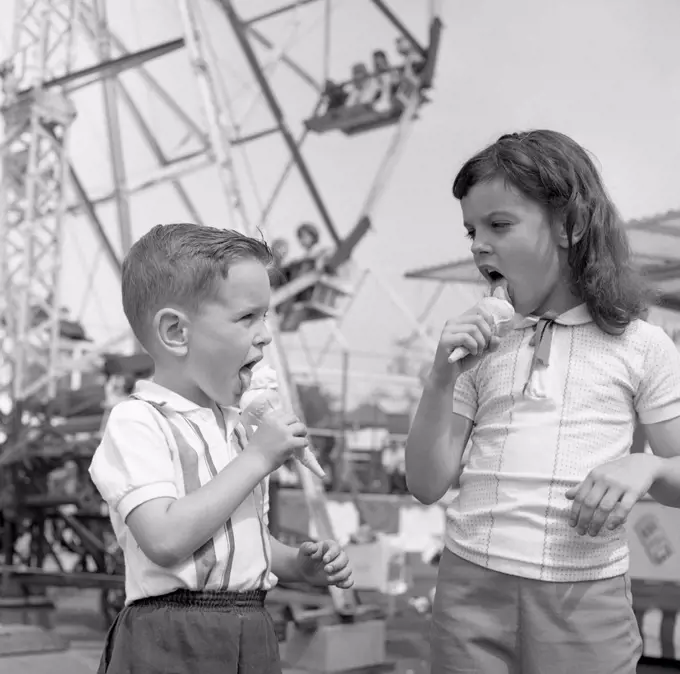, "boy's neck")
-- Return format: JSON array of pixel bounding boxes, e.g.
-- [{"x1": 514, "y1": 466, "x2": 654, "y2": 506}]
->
[{"x1": 152, "y1": 369, "x2": 231, "y2": 409}]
